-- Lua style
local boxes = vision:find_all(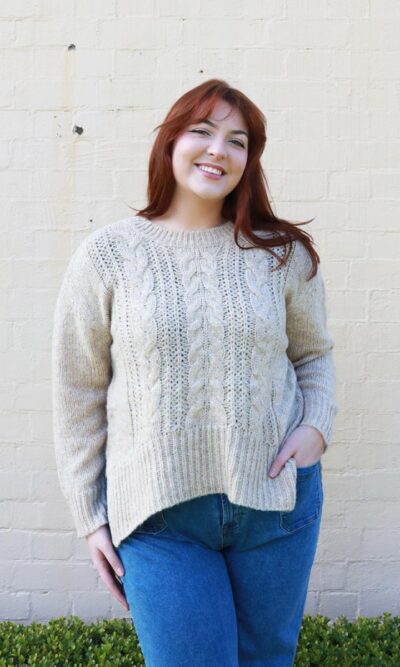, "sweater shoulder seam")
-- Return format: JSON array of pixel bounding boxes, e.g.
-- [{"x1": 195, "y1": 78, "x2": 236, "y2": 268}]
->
[
  {"x1": 83, "y1": 229, "x2": 113, "y2": 293},
  {"x1": 282, "y1": 238, "x2": 298, "y2": 292}
]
